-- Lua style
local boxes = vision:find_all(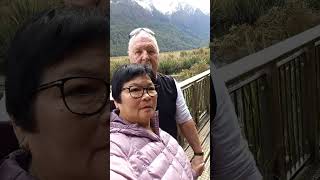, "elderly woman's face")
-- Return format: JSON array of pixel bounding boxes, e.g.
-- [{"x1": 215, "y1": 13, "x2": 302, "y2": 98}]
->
[
  {"x1": 26, "y1": 44, "x2": 108, "y2": 180},
  {"x1": 116, "y1": 75, "x2": 157, "y2": 128}
]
